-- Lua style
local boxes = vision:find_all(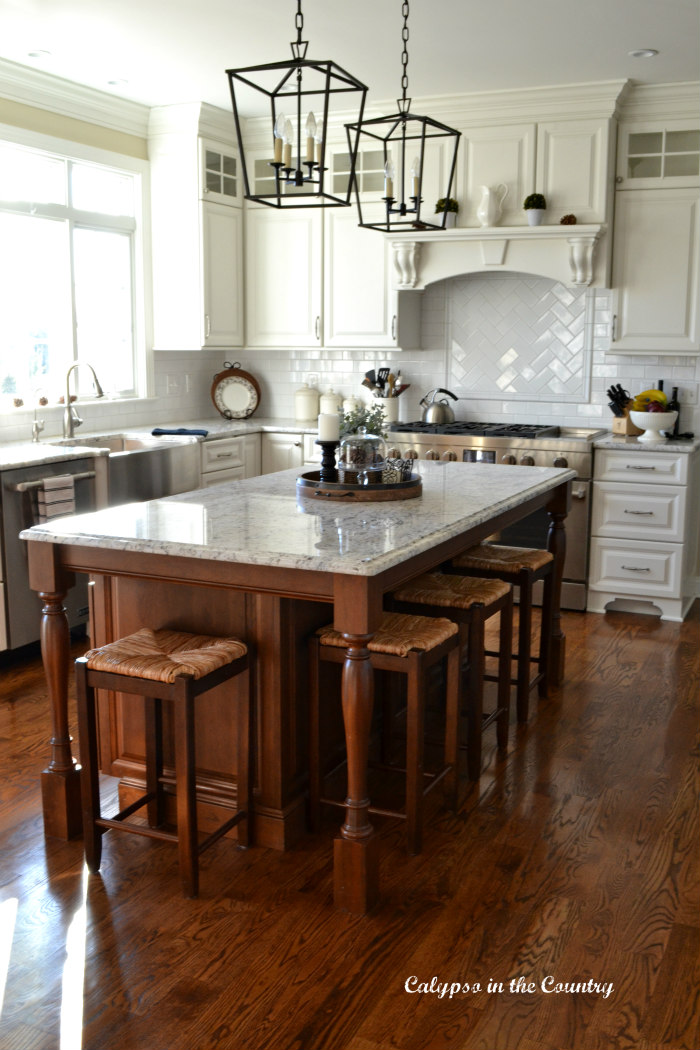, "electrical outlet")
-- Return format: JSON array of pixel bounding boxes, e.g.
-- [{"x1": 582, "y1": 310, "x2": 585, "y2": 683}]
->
[
  {"x1": 678, "y1": 383, "x2": 698, "y2": 405},
  {"x1": 184, "y1": 374, "x2": 192, "y2": 394},
  {"x1": 166, "y1": 374, "x2": 180, "y2": 396}
]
